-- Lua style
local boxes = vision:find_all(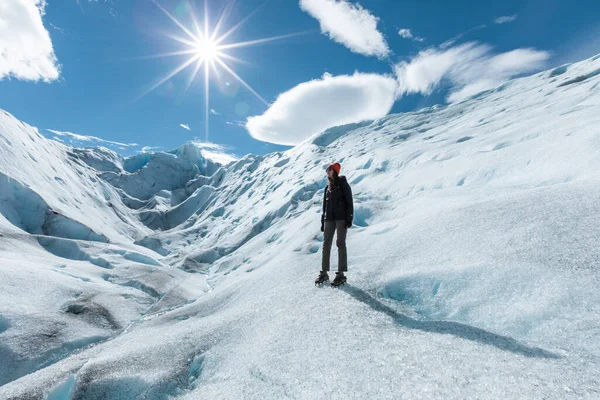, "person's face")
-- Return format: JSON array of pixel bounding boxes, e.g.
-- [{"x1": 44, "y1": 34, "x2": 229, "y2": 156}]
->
[{"x1": 327, "y1": 168, "x2": 334, "y2": 178}]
